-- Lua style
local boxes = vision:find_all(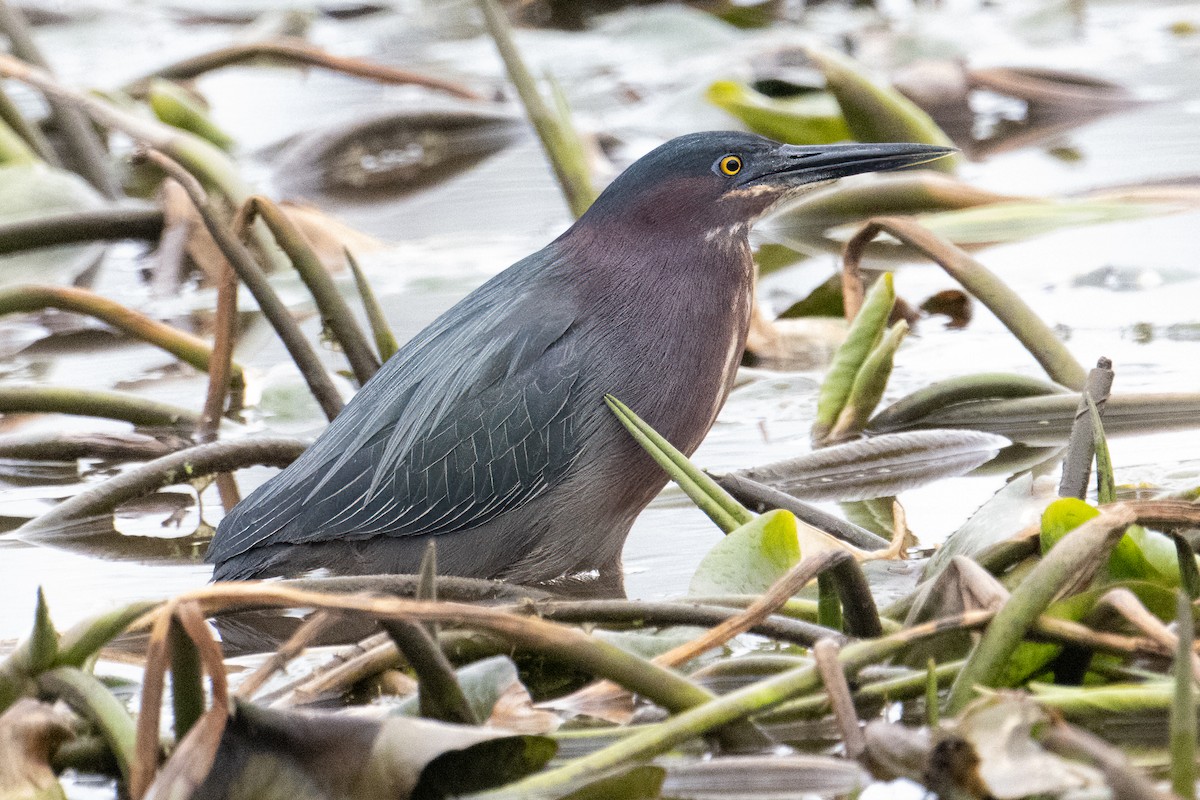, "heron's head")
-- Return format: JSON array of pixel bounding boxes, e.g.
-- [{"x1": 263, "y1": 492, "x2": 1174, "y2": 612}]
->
[{"x1": 584, "y1": 131, "x2": 953, "y2": 237}]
